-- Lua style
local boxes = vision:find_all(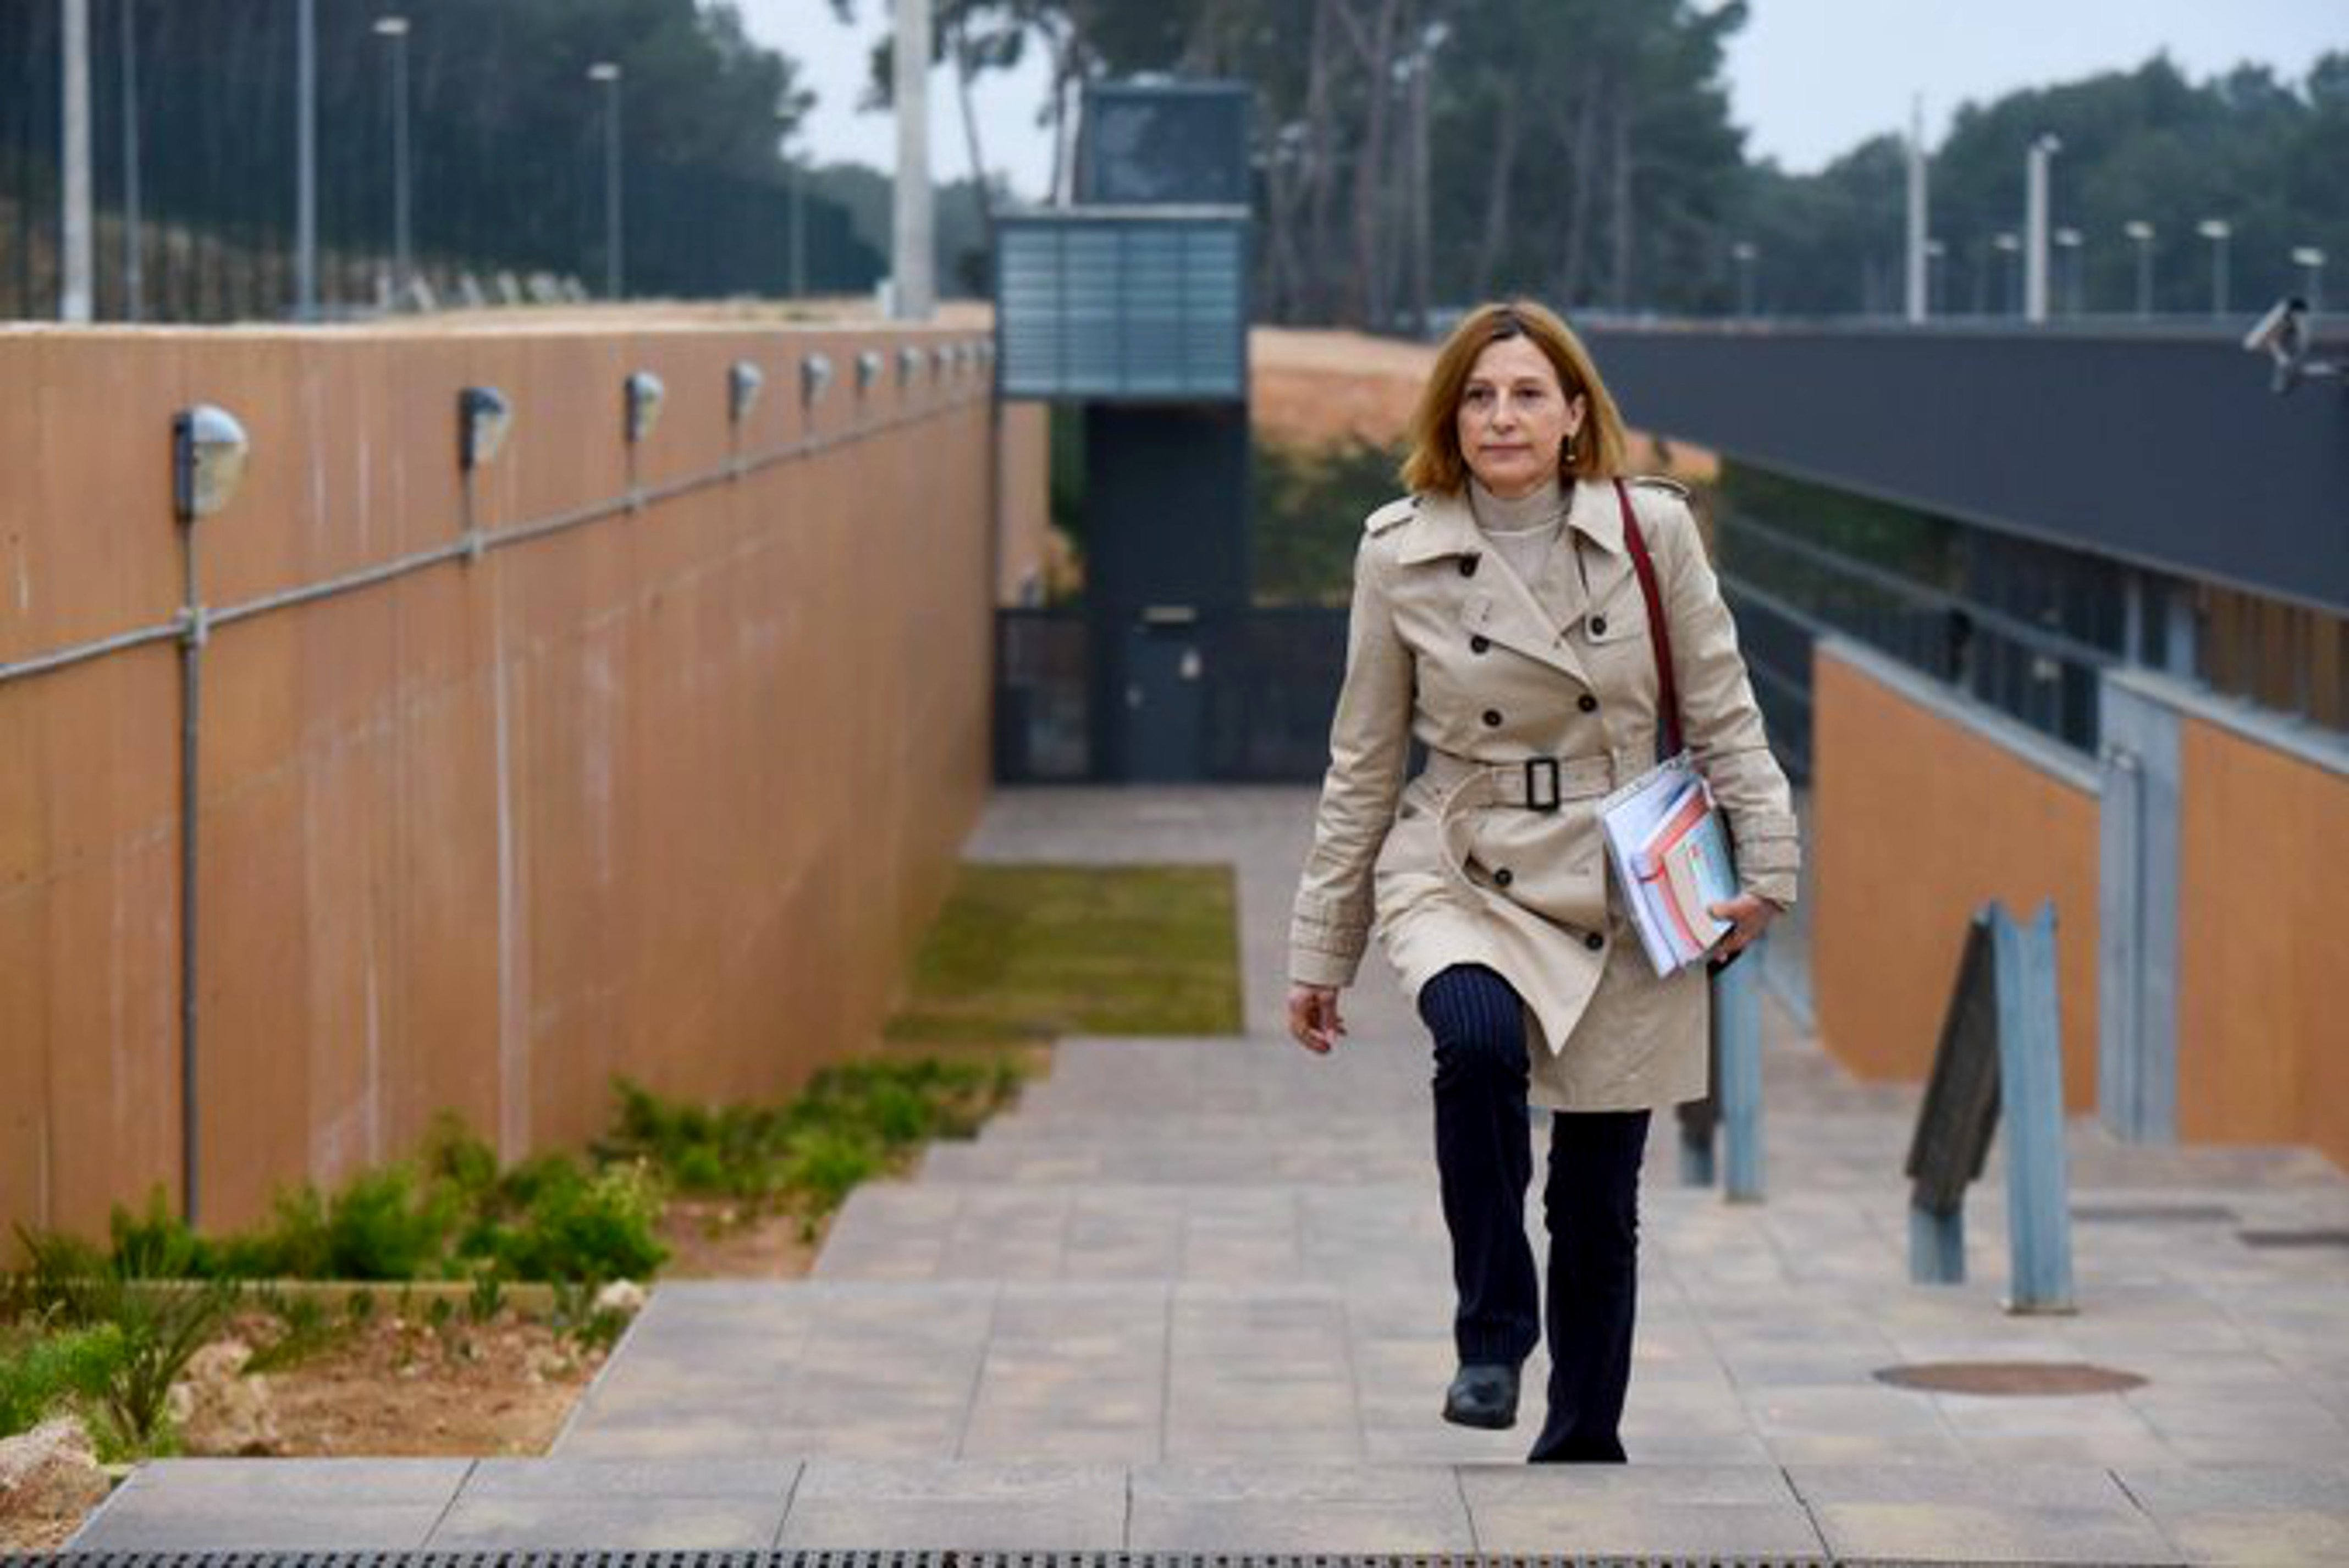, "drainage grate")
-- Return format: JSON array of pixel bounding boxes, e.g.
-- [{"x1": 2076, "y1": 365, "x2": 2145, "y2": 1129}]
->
[
  {"x1": 1872, "y1": 1360, "x2": 2147, "y2": 1396},
  {"x1": 10, "y1": 1555, "x2": 1828, "y2": 1568},
  {"x1": 2236, "y1": 1228, "x2": 2349, "y2": 1249},
  {"x1": 2070, "y1": 1202, "x2": 2239, "y2": 1224}
]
